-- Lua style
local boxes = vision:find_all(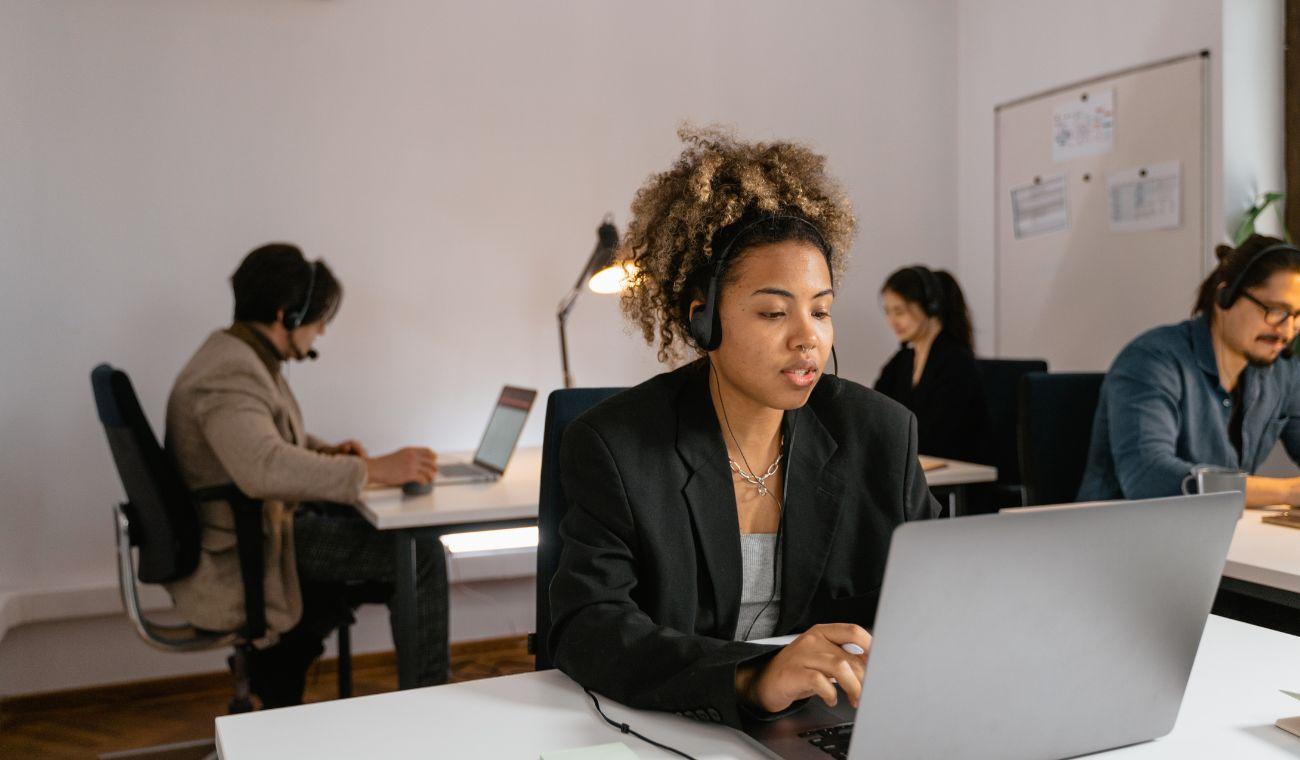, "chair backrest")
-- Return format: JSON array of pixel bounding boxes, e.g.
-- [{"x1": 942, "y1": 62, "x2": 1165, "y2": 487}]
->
[
  {"x1": 91, "y1": 363, "x2": 201, "y2": 584},
  {"x1": 534, "y1": 386, "x2": 624, "y2": 671},
  {"x1": 1018, "y1": 371, "x2": 1105, "y2": 507},
  {"x1": 975, "y1": 358, "x2": 1048, "y2": 486}
]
